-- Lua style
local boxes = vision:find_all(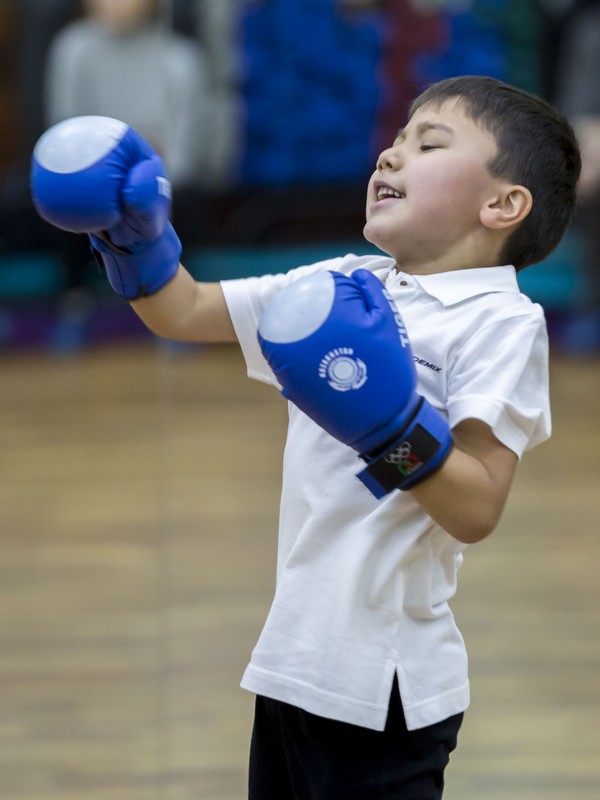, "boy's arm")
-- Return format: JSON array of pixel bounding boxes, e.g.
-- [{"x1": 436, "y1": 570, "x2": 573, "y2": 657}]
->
[
  {"x1": 30, "y1": 117, "x2": 237, "y2": 345},
  {"x1": 410, "y1": 418, "x2": 518, "y2": 545},
  {"x1": 130, "y1": 264, "x2": 237, "y2": 343}
]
